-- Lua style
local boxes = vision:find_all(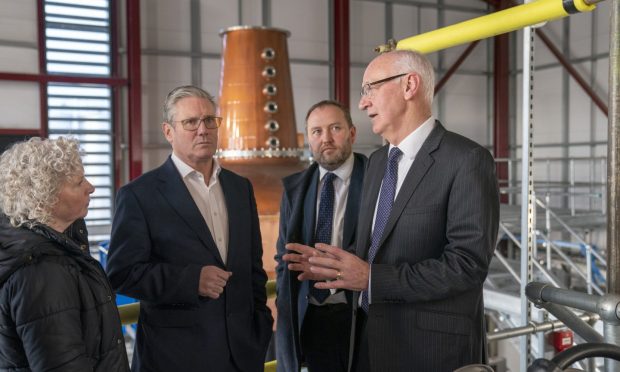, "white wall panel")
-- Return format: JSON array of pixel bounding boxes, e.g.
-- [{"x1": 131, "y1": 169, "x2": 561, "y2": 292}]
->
[
  {"x1": 0, "y1": 0, "x2": 37, "y2": 43},
  {"x1": 0, "y1": 81, "x2": 39, "y2": 129},
  {"x1": 350, "y1": 1, "x2": 385, "y2": 65},
  {"x1": 141, "y1": 0, "x2": 191, "y2": 51},
  {"x1": 441, "y1": 74, "x2": 488, "y2": 146},
  {"x1": 271, "y1": 0, "x2": 328, "y2": 61},
  {"x1": 201, "y1": 0, "x2": 239, "y2": 52}
]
